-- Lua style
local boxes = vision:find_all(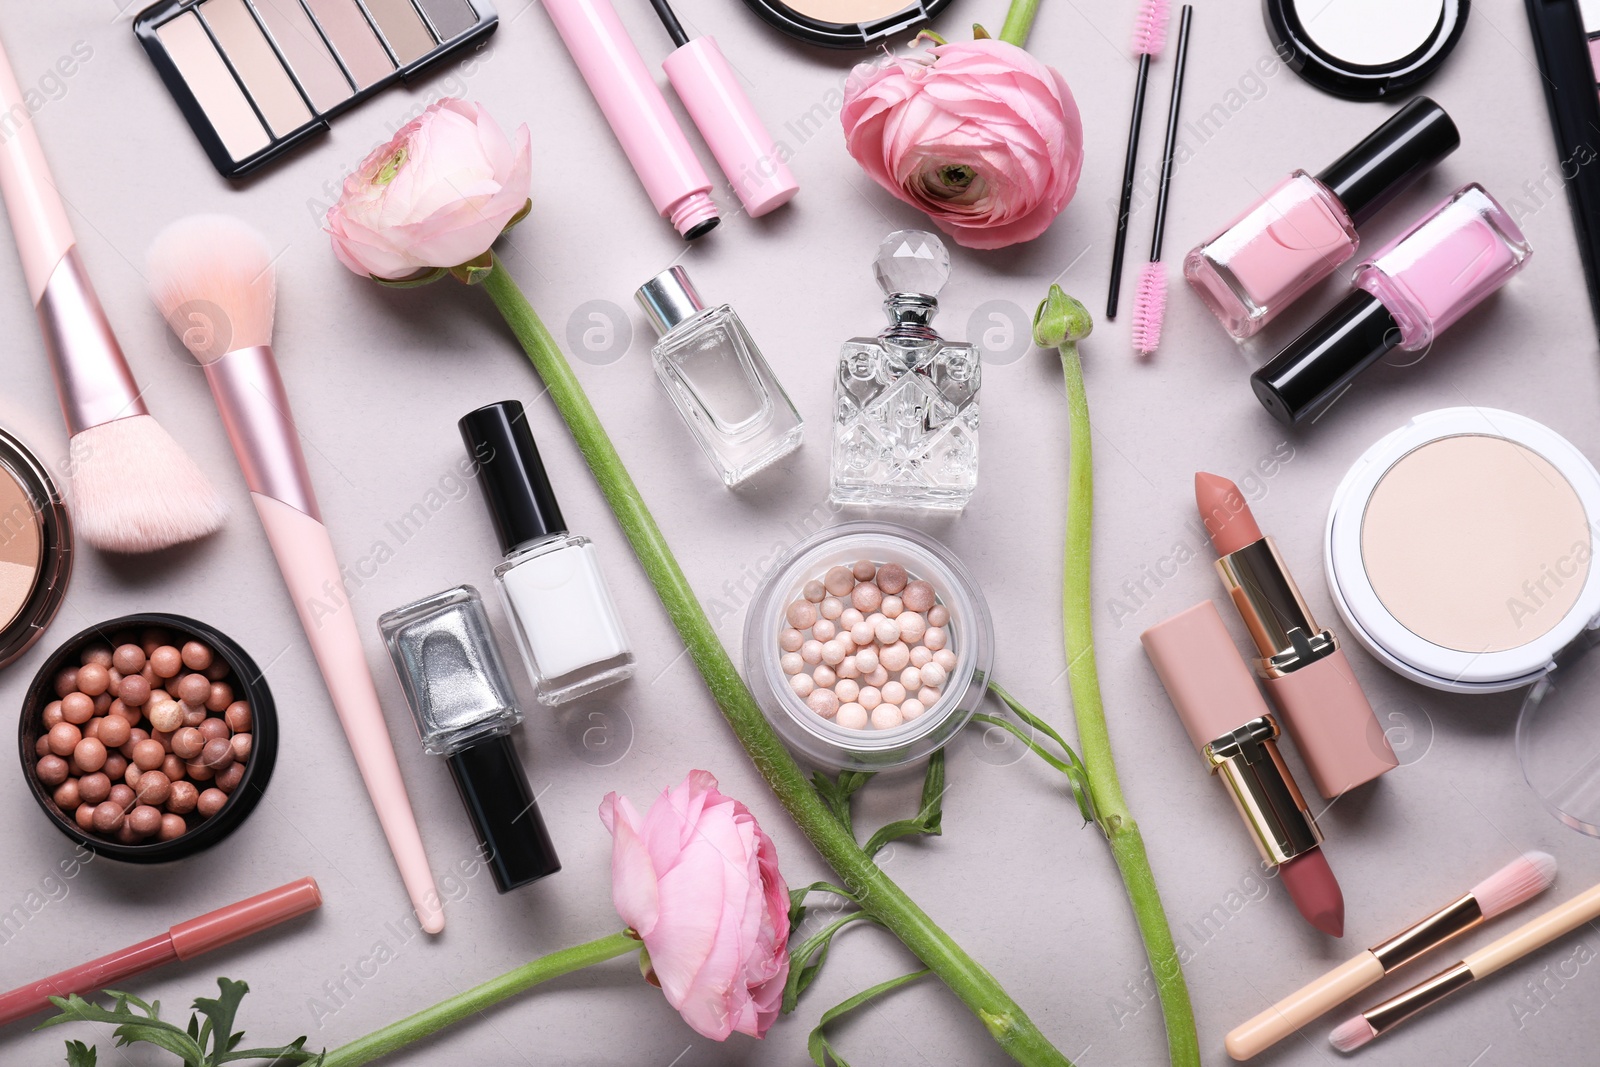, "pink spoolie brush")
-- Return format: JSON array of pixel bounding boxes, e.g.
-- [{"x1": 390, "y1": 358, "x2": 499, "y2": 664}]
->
[
  {"x1": 1106, "y1": 0, "x2": 1170, "y2": 320},
  {"x1": 1131, "y1": 5, "x2": 1193, "y2": 357}
]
